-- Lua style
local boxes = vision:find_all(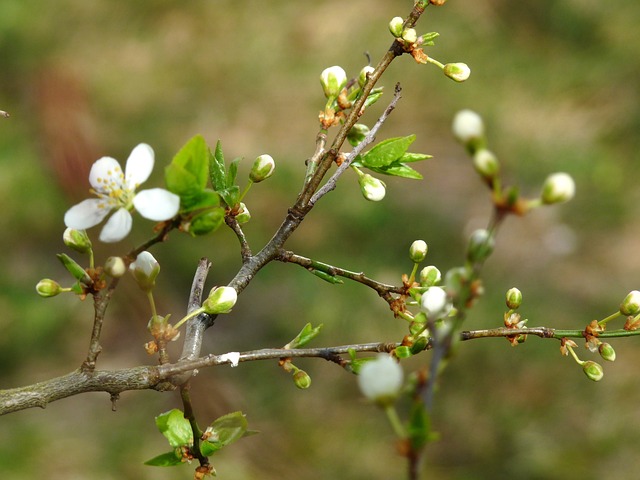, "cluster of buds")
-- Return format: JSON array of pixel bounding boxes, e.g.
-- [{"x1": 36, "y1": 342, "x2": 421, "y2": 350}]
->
[{"x1": 389, "y1": 16, "x2": 469, "y2": 82}]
